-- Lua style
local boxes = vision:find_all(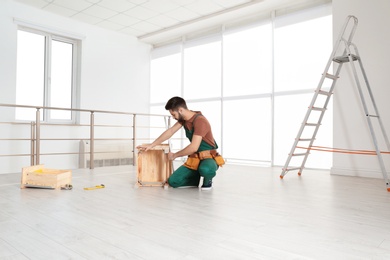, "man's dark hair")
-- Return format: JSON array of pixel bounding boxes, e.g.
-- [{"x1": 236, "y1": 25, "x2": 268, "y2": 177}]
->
[{"x1": 165, "y1": 96, "x2": 187, "y2": 111}]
